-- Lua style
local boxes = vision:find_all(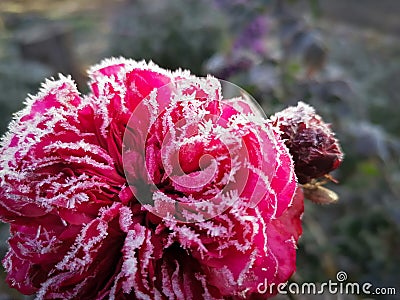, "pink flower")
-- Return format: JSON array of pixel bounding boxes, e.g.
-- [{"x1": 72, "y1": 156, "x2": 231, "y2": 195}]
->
[{"x1": 0, "y1": 58, "x2": 303, "y2": 299}]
